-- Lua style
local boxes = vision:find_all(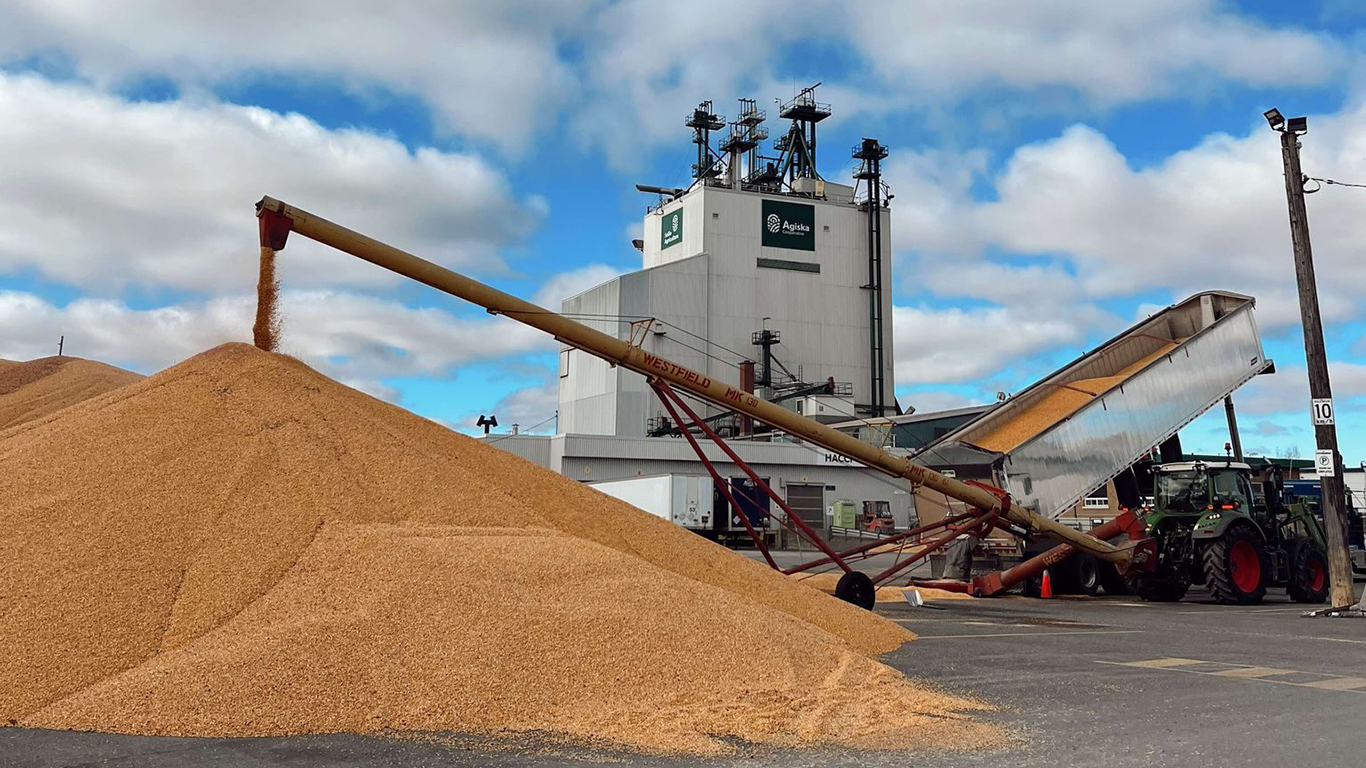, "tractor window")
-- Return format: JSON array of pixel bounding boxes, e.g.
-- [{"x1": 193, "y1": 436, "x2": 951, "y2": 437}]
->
[
  {"x1": 1237, "y1": 475, "x2": 1256, "y2": 514},
  {"x1": 1156, "y1": 471, "x2": 1205, "y2": 513},
  {"x1": 1209, "y1": 471, "x2": 1248, "y2": 511}
]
